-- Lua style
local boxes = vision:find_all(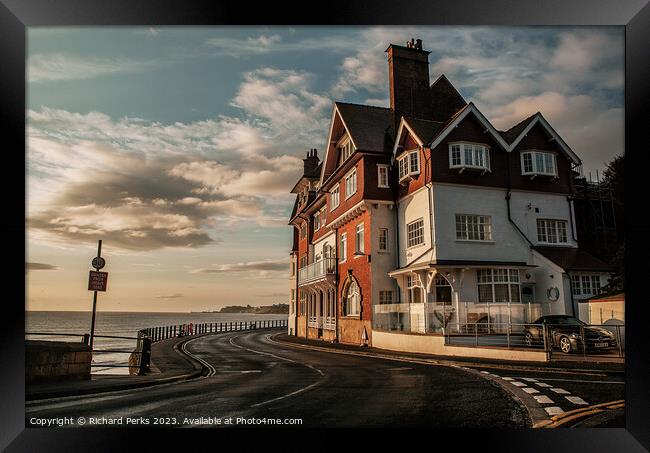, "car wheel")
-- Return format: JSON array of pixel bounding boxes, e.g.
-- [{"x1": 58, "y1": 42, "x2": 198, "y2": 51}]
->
[
  {"x1": 559, "y1": 336, "x2": 572, "y2": 354},
  {"x1": 525, "y1": 332, "x2": 534, "y2": 347}
]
